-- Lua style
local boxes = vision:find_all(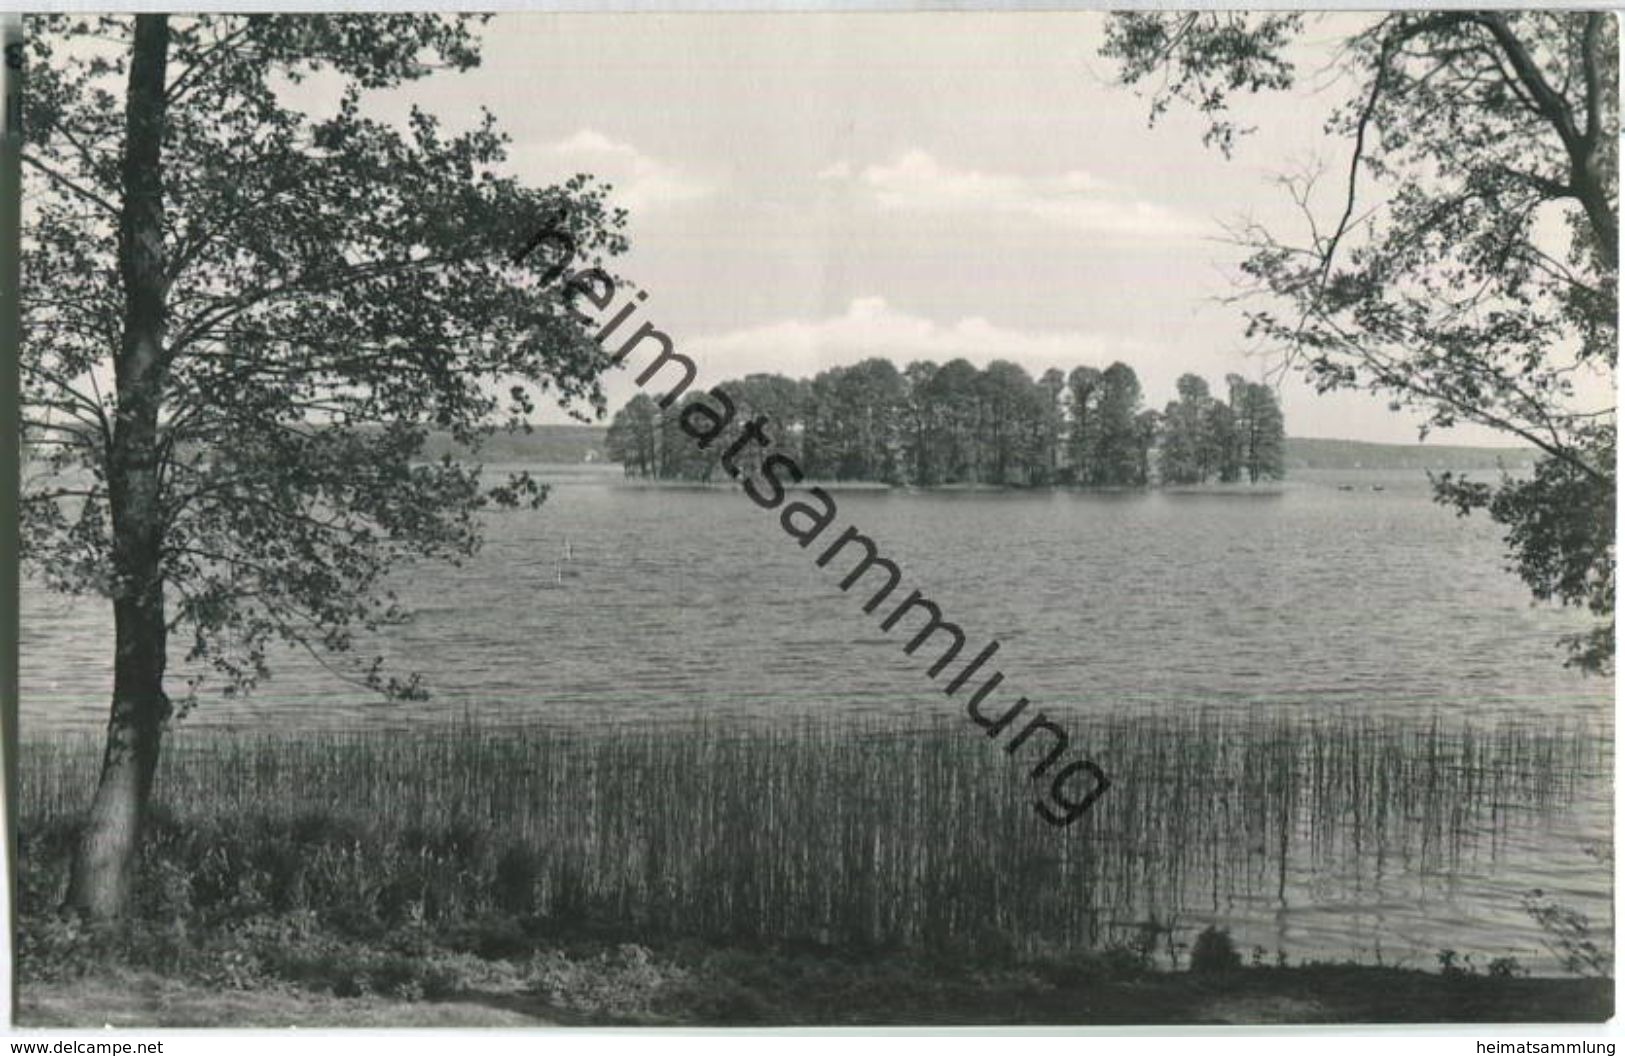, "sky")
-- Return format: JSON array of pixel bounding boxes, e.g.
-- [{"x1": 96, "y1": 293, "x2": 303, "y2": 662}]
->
[{"x1": 368, "y1": 11, "x2": 1600, "y2": 445}]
